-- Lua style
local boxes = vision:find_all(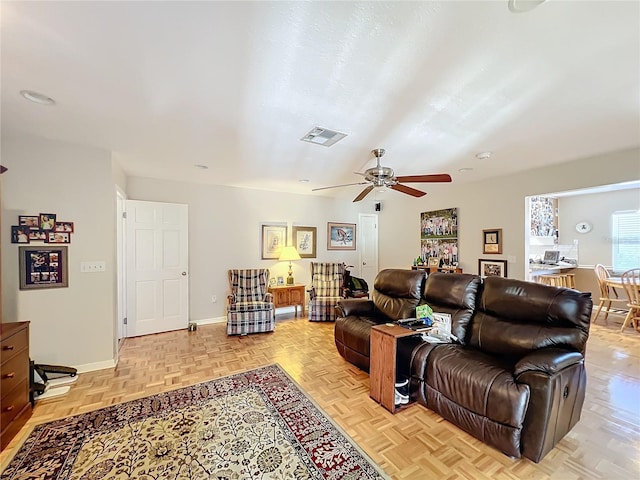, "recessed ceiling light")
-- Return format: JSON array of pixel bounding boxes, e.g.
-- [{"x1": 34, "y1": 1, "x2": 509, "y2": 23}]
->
[
  {"x1": 20, "y1": 90, "x2": 55, "y2": 105},
  {"x1": 194, "y1": 164, "x2": 209, "y2": 170},
  {"x1": 458, "y1": 168, "x2": 474, "y2": 173},
  {"x1": 298, "y1": 179, "x2": 310, "y2": 183},
  {"x1": 475, "y1": 151, "x2": 492, "y2": 160},
  {"x1": 508, "y1": 0, "x2": 547, "y2": 13}
]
